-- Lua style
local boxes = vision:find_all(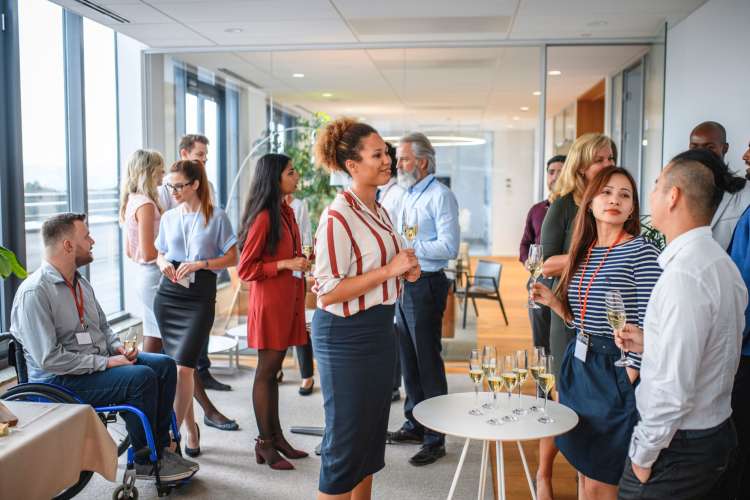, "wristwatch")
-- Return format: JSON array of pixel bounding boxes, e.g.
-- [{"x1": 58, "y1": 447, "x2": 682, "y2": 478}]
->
[{"x1": 204, "y1": 259, "x2": 210, "y2": 269}]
